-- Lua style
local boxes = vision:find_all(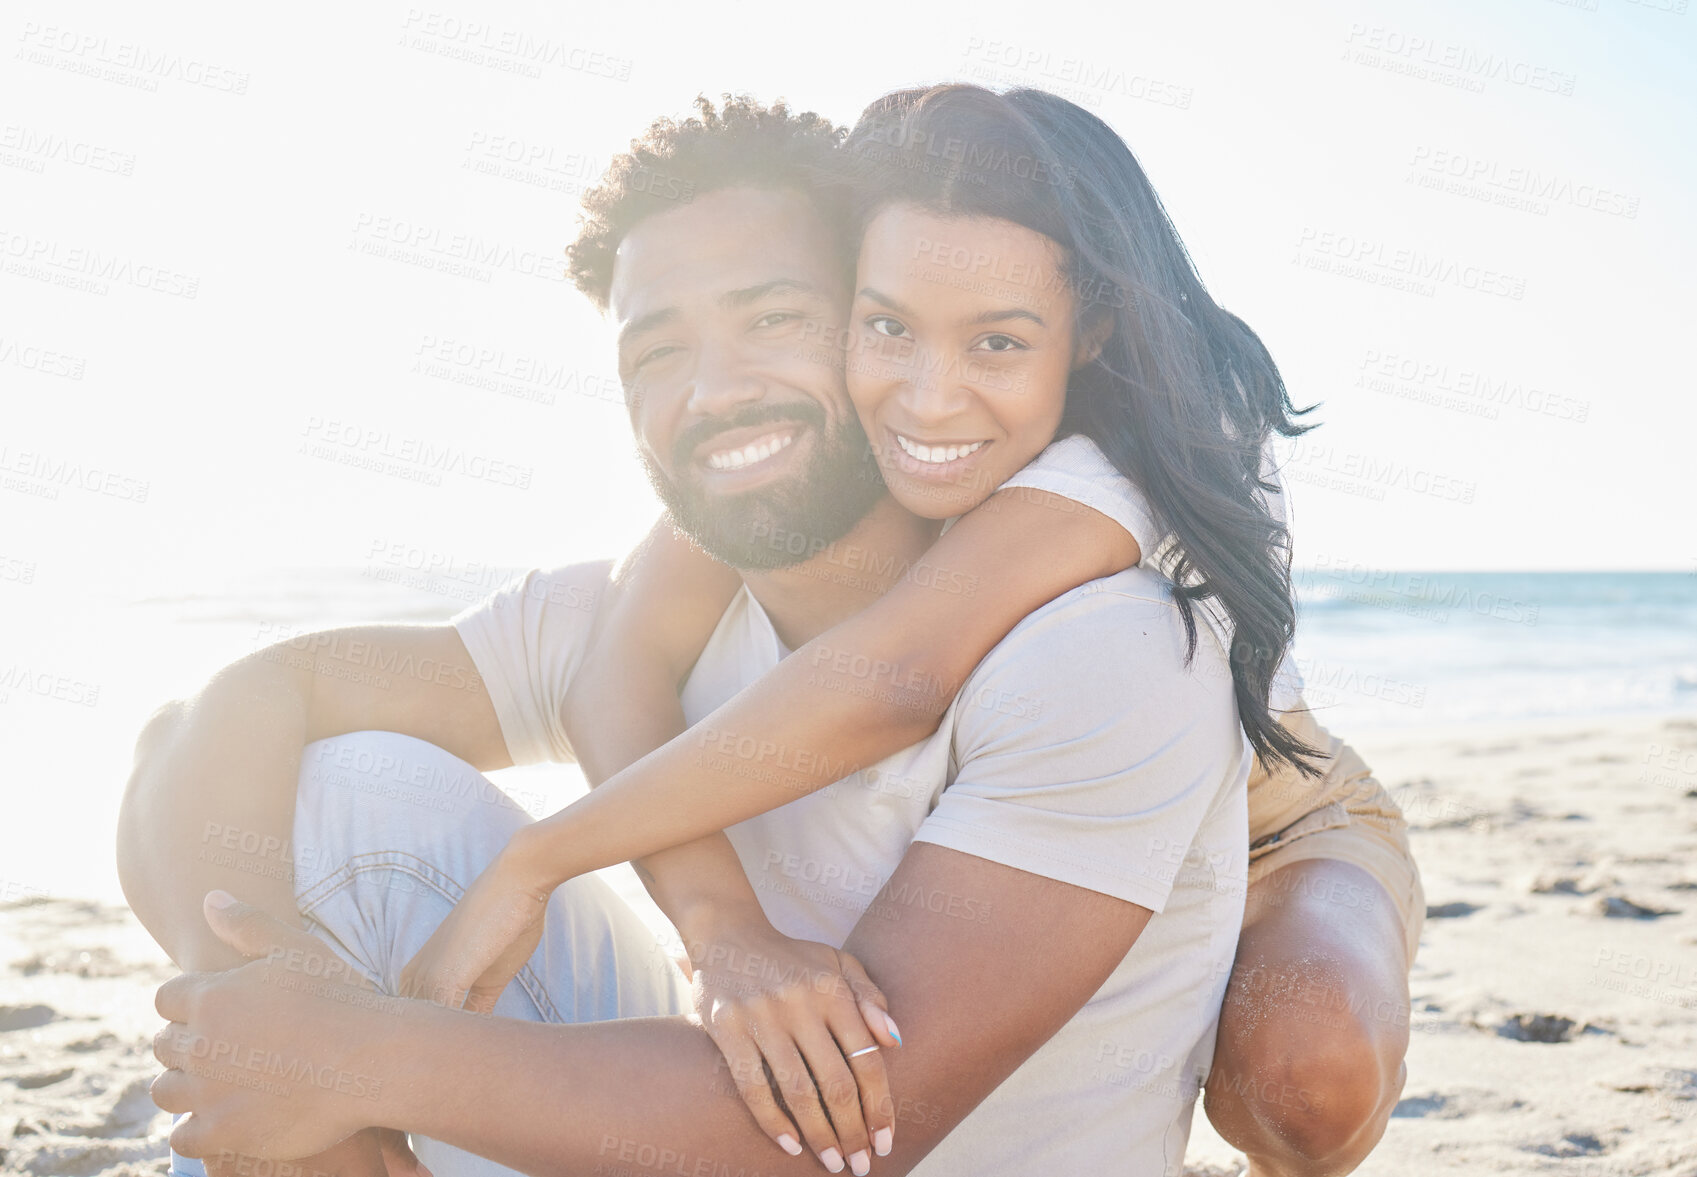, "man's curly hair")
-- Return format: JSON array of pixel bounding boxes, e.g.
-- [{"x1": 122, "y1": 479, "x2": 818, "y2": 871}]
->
[{"x1": 566, "y1": 95, "x2": 847, "y2": 311}]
